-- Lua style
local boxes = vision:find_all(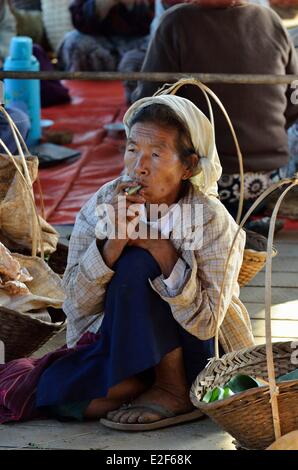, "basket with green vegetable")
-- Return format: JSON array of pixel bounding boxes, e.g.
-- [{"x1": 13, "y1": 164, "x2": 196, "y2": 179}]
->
[{"x1": 190, "y1": 174, "x2": 298, "y2": 450}]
